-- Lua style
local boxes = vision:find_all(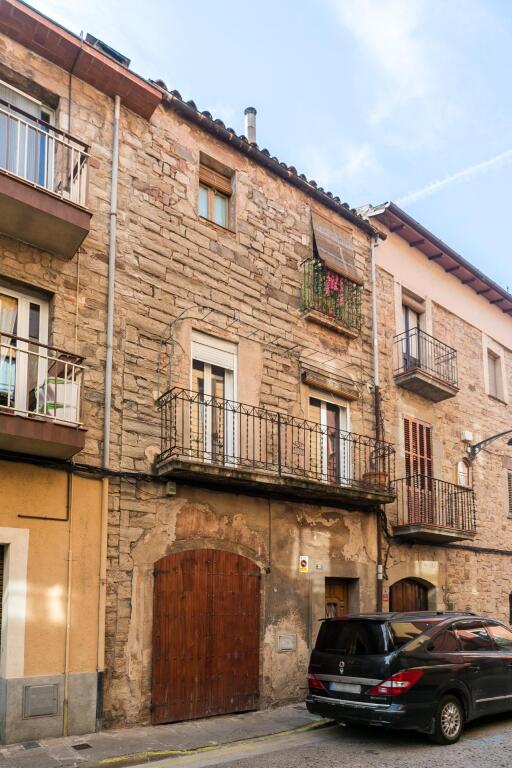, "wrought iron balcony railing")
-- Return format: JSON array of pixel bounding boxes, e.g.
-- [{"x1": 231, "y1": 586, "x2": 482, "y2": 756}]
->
[
  {"x1": 0, "y1": 98, "x2": 89, "y2": 207},
  {"x1": 158, "y1": 387, "x2": 395, "y2": 494},
  {"x1": 0, "y1": 333, "x2": 84, "y2": 425},
  {"x1": 391, "y1": 475, "x2": 476, "y2": 534},
  {"x1": 393, "y1": 328, "x2": 458, "y2": 388},
  {"x1": 302, "y1": 258, "x2": 362, "y2": 331}
]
